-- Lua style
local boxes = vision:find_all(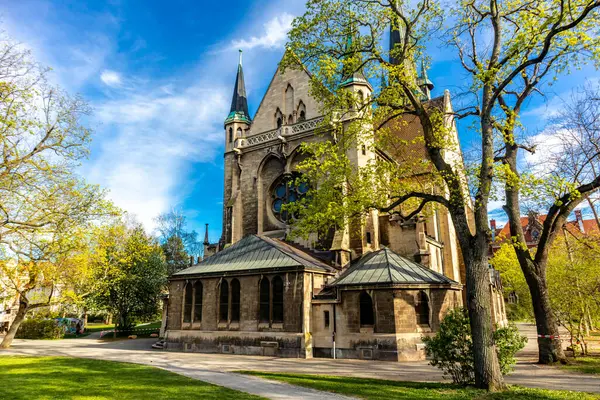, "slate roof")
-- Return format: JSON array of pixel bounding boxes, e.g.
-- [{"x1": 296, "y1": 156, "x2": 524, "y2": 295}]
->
[
  {"x1": 332, "y1": 247, "x2": 459, "y2": 287},
  {"x1": 173, "y1": 235, "x2": 335, "y2": 277}
]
